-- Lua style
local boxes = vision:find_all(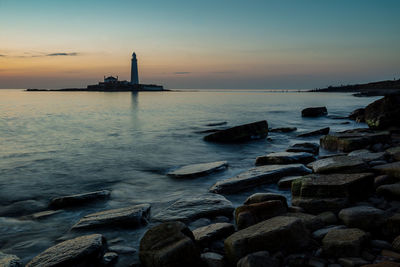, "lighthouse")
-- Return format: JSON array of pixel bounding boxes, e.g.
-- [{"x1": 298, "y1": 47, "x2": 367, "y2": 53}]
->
[{"x1": 131, "y1": 52, "x2": 139, "y2": 85}]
